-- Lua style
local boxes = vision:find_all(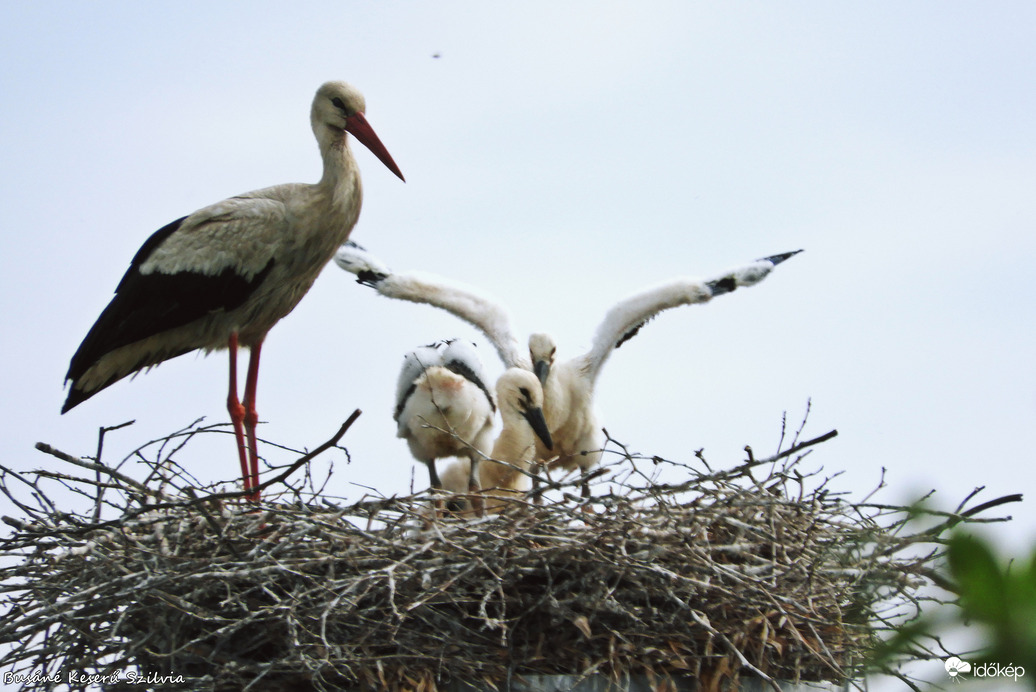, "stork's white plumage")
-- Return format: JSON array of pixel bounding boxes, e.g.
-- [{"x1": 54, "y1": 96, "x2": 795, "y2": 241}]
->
[
  {"x1": 336, "y1": 244, "x2": 527, "y2": 369},
  {"x1": 440, "y1": 367, "x2": 553, "y2": 513},
  {"x1": 394, "y1": 340, "x2": 496, "y2": 496},
  {"x1": 63, "y1": 81, "x2": 405, "y2": 501},
  {"x1": 525, "y1": 258, "x2": 797, "y2": 481},
  {"x1": 337, "y1": 242, "x2": 800, "y2": 497}
]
